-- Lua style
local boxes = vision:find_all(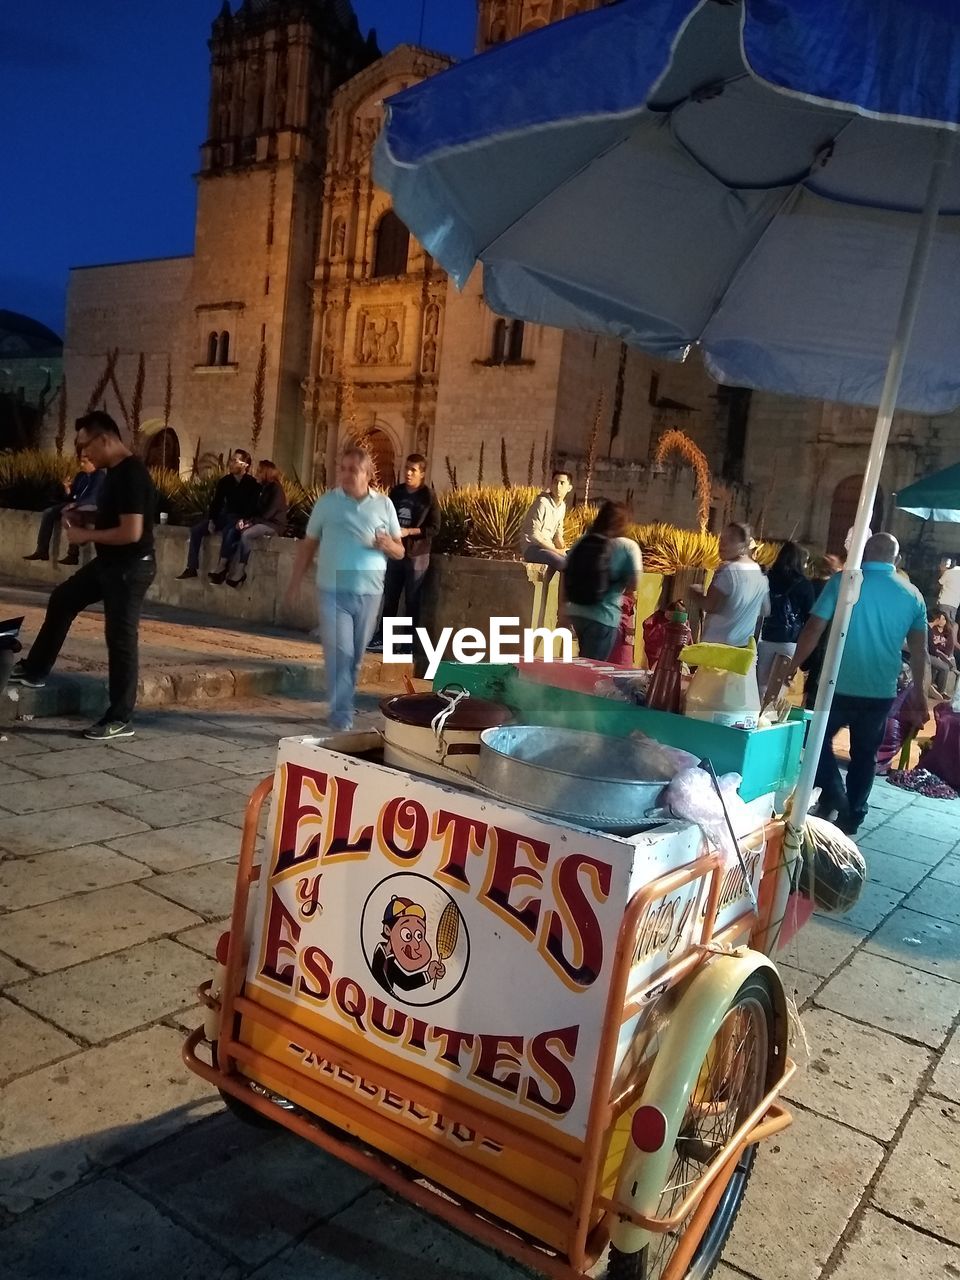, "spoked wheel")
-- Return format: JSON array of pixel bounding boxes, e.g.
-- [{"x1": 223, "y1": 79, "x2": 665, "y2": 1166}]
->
[{"x1": 608, "y1": 973, "x2": 778, "y2": 1280}]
